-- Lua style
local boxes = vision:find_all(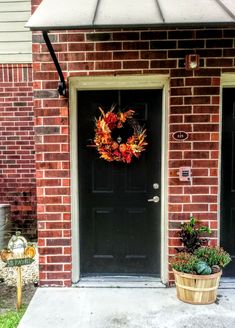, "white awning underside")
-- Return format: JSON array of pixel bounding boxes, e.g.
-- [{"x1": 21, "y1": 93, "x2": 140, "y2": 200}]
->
[{"x1": 25, "y1": 0, "x2": 235, "y2": 30}]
